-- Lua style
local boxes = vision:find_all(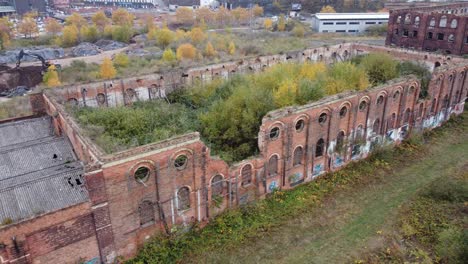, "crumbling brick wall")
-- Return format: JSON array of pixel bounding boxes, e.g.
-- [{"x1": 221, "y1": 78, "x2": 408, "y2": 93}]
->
[{"x1": 386, "y1": 2, "x2": 468, "y2": 55}]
